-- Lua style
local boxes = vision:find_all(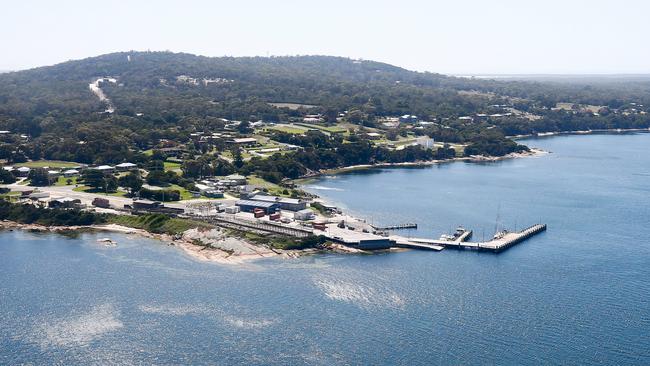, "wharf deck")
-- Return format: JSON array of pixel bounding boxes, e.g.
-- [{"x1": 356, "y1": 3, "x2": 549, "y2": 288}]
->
[
  {"x1": 432, "y1": 224, "x2": 547, "y2": 252},
  {"x1": 373, "y1": 223, "x2": 418, "y2": 231}
]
